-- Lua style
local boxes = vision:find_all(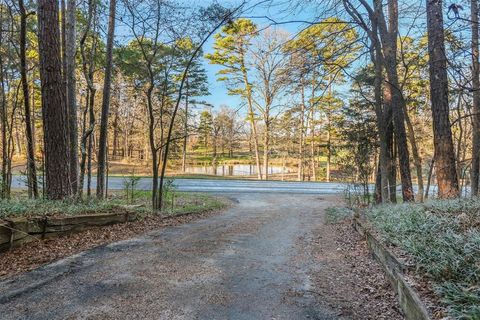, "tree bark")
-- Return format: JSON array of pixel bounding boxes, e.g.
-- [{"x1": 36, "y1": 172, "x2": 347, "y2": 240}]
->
[
  {"x1": 426, "y1": 0, "x2": 459, "y2": 198},
  {"x1": 37, "y1": 0, "x2": 72, "y2": 199},
  {"x1": 471, "y1": 0, "x2": 480, "y2": 197},
  {"x1": 375, "y1": 0, "x2": 414, "y2": 202},
  {"x1": 403, "y1": 105, "x2": 424, "y2": 201},
  {"x1": 371, "y1": 32, "x2": 391, "y2": 203},
  {"x1": 96, "y1": 0, "x2": 116, "y2": 199},
  {"x1": 387, "y1": 121, "x2": 396, "y2": 203},
  {"x1": 66, "y1": 0, "x2": 78, "y2": 193},
  {"x1": 0, "y1": 14, "x2": 8, "y2": 199}
]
